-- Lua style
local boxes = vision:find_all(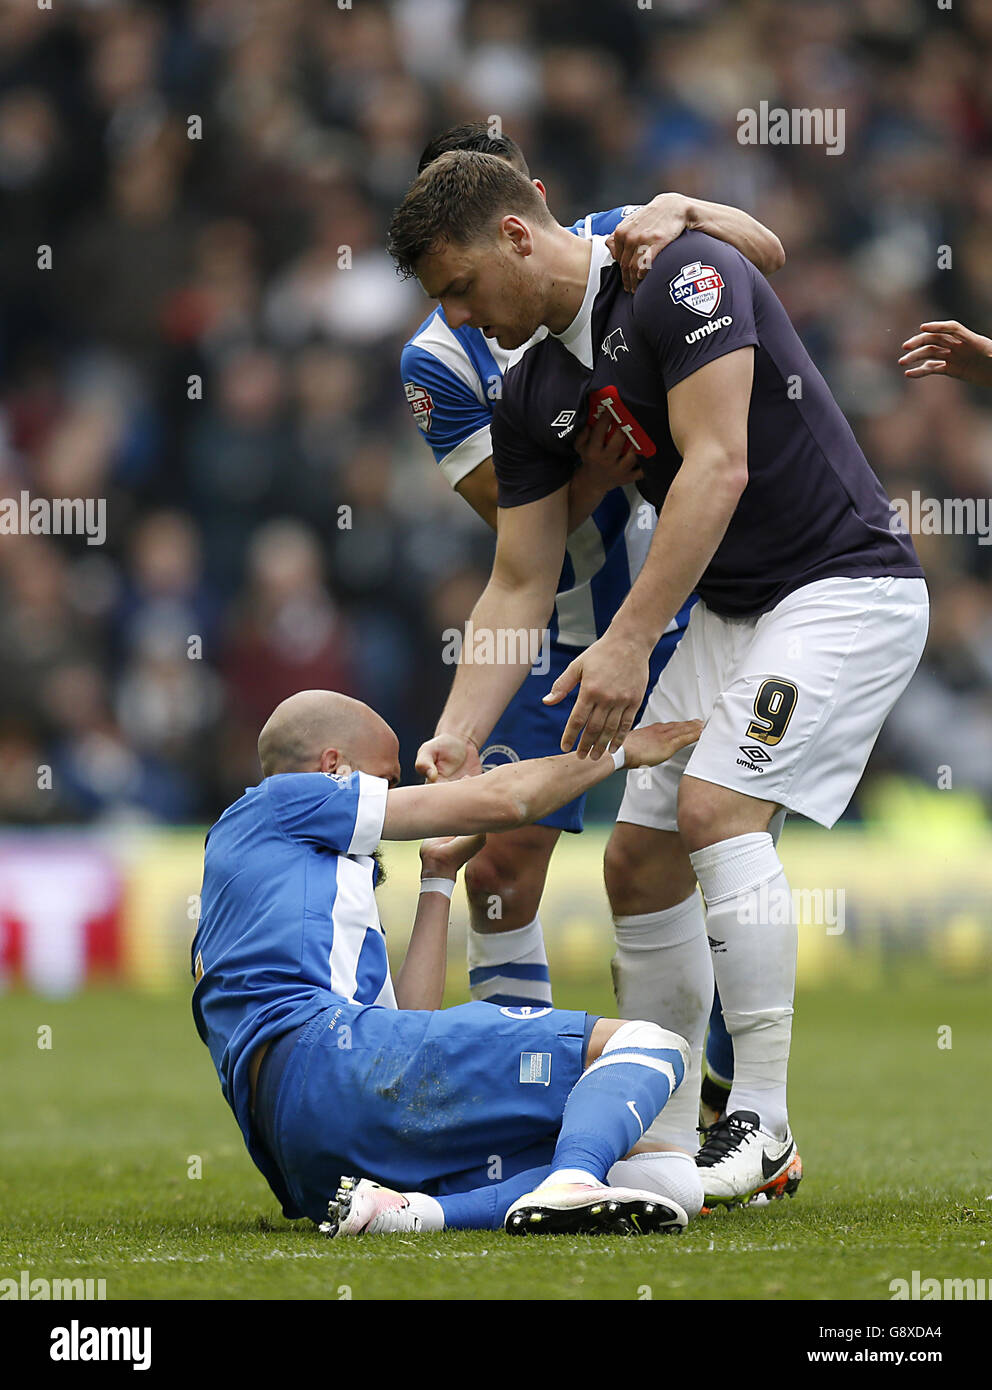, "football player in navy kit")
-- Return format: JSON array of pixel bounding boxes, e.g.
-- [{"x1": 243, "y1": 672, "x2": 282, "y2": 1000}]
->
[
  {"x1": 389, "y1": 151, "x2": 930, "y2": 1207},
  {"x1": 401, "y1": 123, "x2": 784, "y2": 1139}
]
